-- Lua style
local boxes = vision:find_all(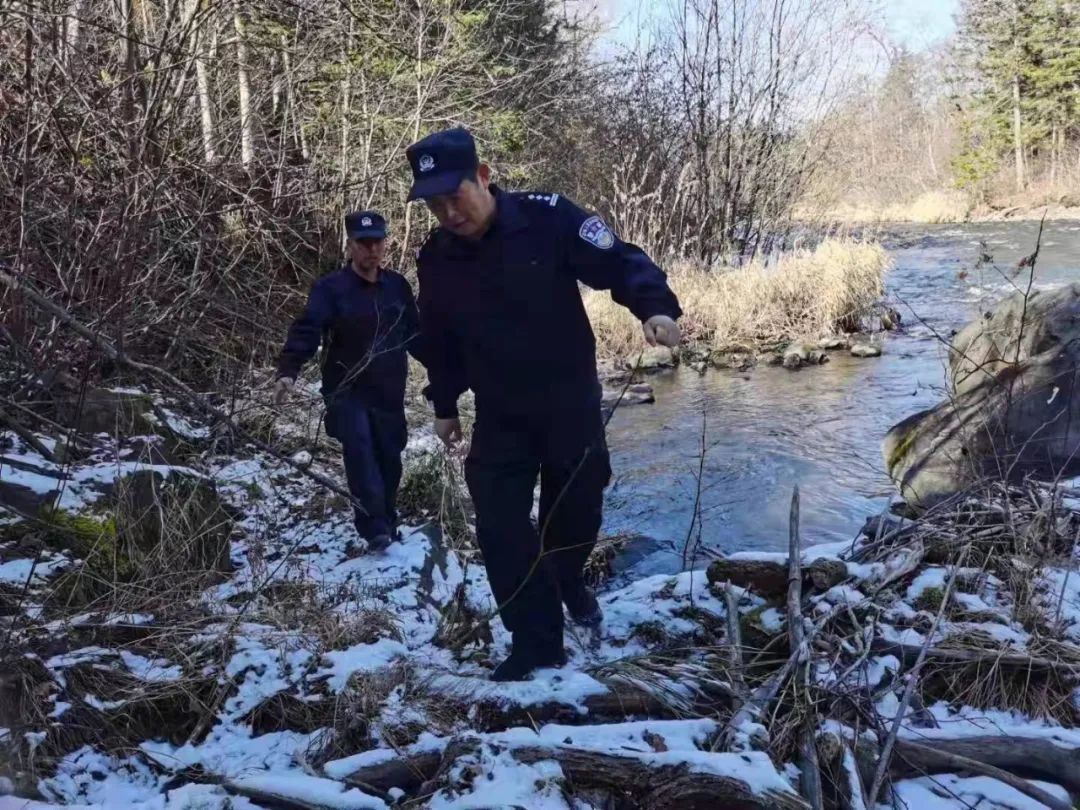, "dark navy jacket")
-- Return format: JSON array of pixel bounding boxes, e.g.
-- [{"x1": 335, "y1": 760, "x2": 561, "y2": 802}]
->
[
  {"x1": 277, "y1": 266, "x2": 422, "y2": 410},
  {"x1": 417, "y1": 187, "x2": 681, "y2": 419}
]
